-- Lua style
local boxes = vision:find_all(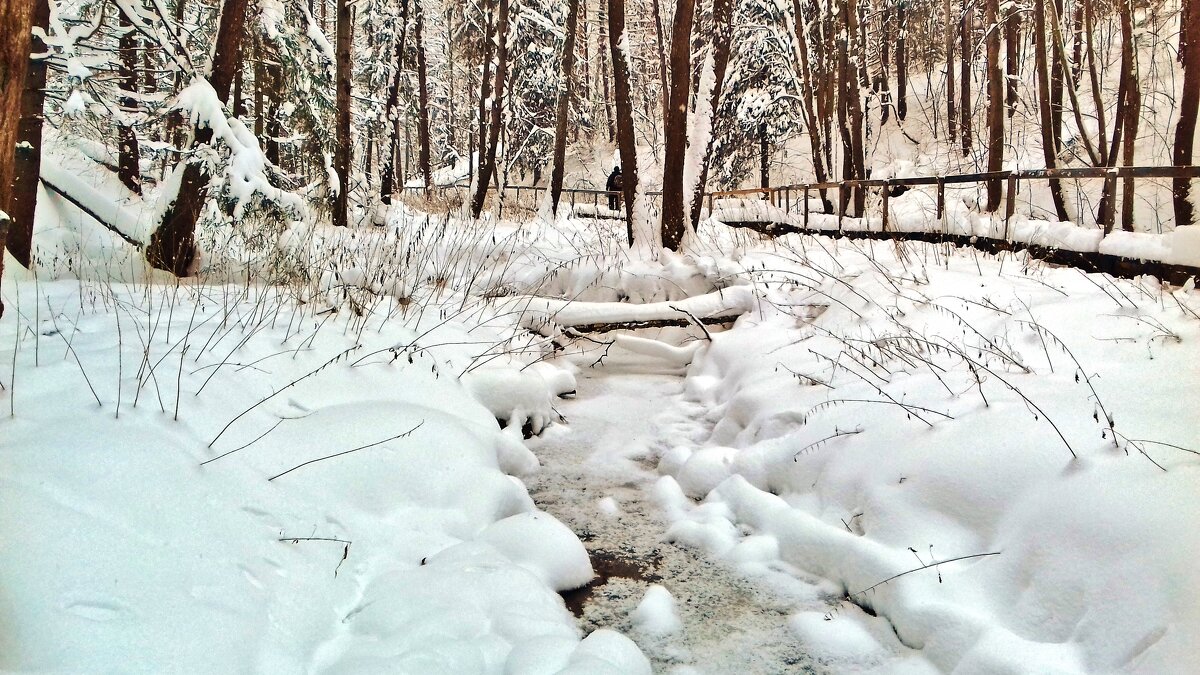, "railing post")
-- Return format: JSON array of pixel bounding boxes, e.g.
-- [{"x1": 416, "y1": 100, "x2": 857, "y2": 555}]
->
[
  {"x1": 936, "y1": 178, "x2": 945, "y2": 223},
  {"x1": 1004, "y1": 175, "x2": 1017, "y2": 239},
  {"x1": 837, "y1": 184, "x2": 844, "y2": 232},
  {"x1": 881, "y1": 181, "x2": 890, "y2": 232},
  {"x1": 803, "y1": 186, "x2": 810, "y2": 230}
]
